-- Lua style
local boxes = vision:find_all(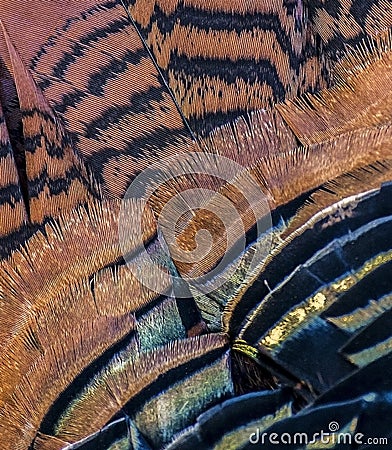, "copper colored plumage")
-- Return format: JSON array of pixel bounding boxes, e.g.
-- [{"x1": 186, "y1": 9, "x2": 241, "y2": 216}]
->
[{"x1": 1, "y1": 1, "x2": 392, "y2": 449}]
